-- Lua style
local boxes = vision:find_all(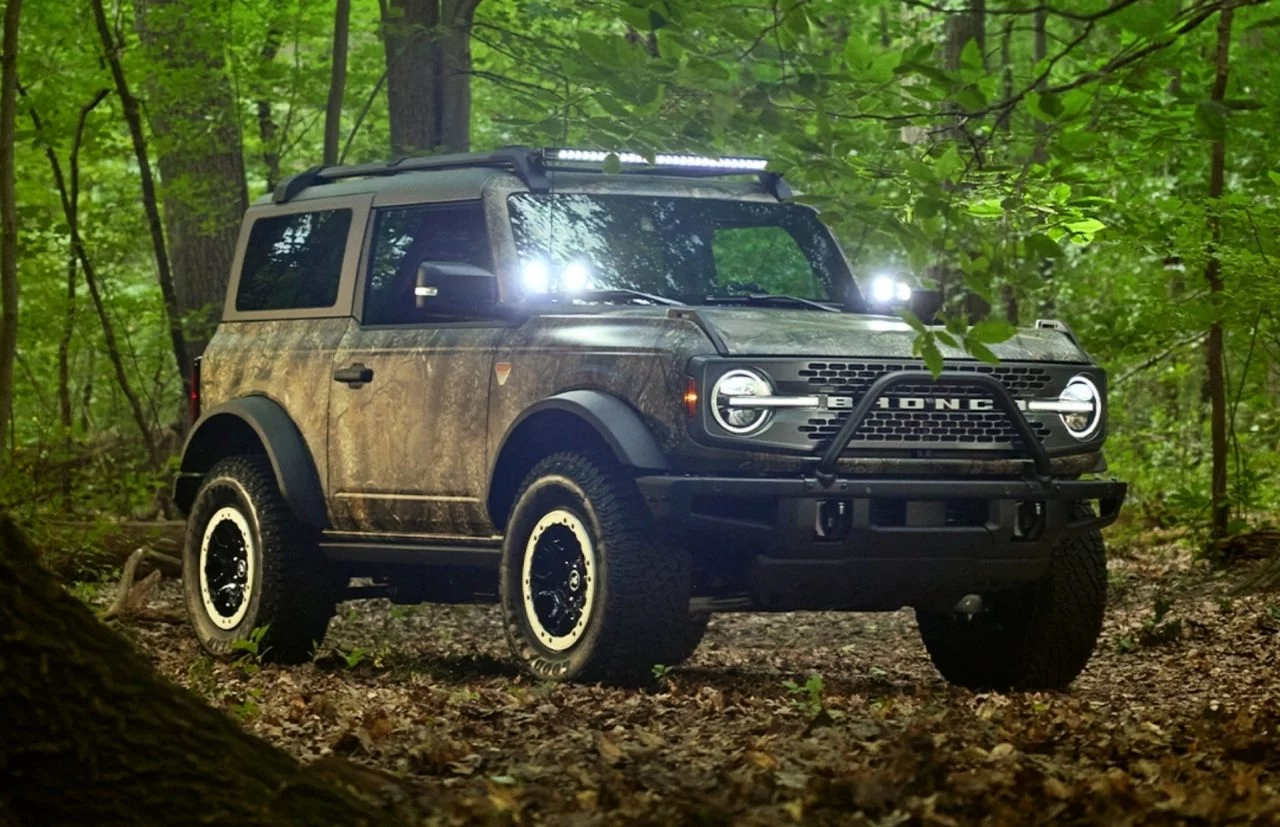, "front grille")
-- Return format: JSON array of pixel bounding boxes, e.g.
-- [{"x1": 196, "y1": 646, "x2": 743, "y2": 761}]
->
[
  {"x1": 799, "y1": 409, "x2": 1051, "y2": 445},
  {"x1": 795, "y1": 361, "x2": 1052, "y2": 449},
  {"x1": 798, "y1": 362, "x2": 1050, "y2": 396}
]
